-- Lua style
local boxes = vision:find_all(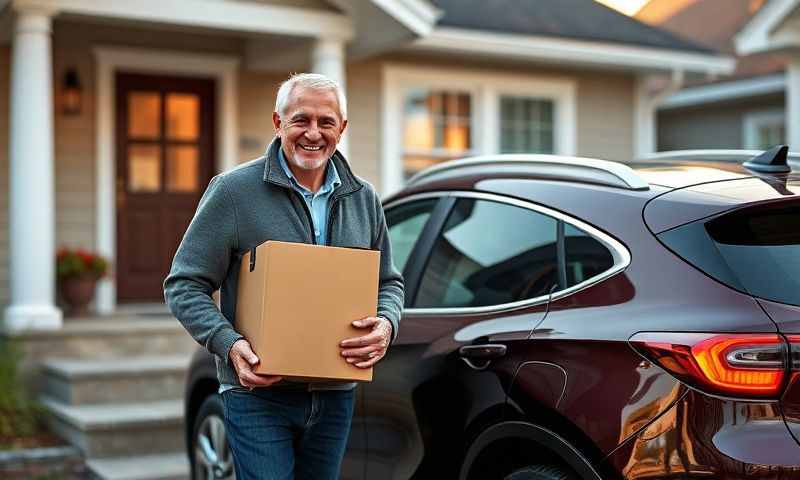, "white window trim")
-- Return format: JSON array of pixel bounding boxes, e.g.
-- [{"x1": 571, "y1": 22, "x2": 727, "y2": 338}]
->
[
  {"x1": 93, "y1": 46, "x2": 239, "y2": 314},
  {"x1": 742, "y1": 109, "x2": 785, "y2": 150},
  {"x1": 382, "y1": 64, "x2": 576, "y2": 195}
]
